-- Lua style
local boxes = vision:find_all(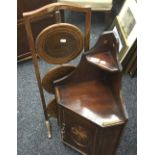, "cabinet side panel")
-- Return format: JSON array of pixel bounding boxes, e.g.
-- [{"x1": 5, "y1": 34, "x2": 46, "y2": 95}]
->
[{"x1": 94, "y1": 124, "x2": 125, "y2": 155}]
